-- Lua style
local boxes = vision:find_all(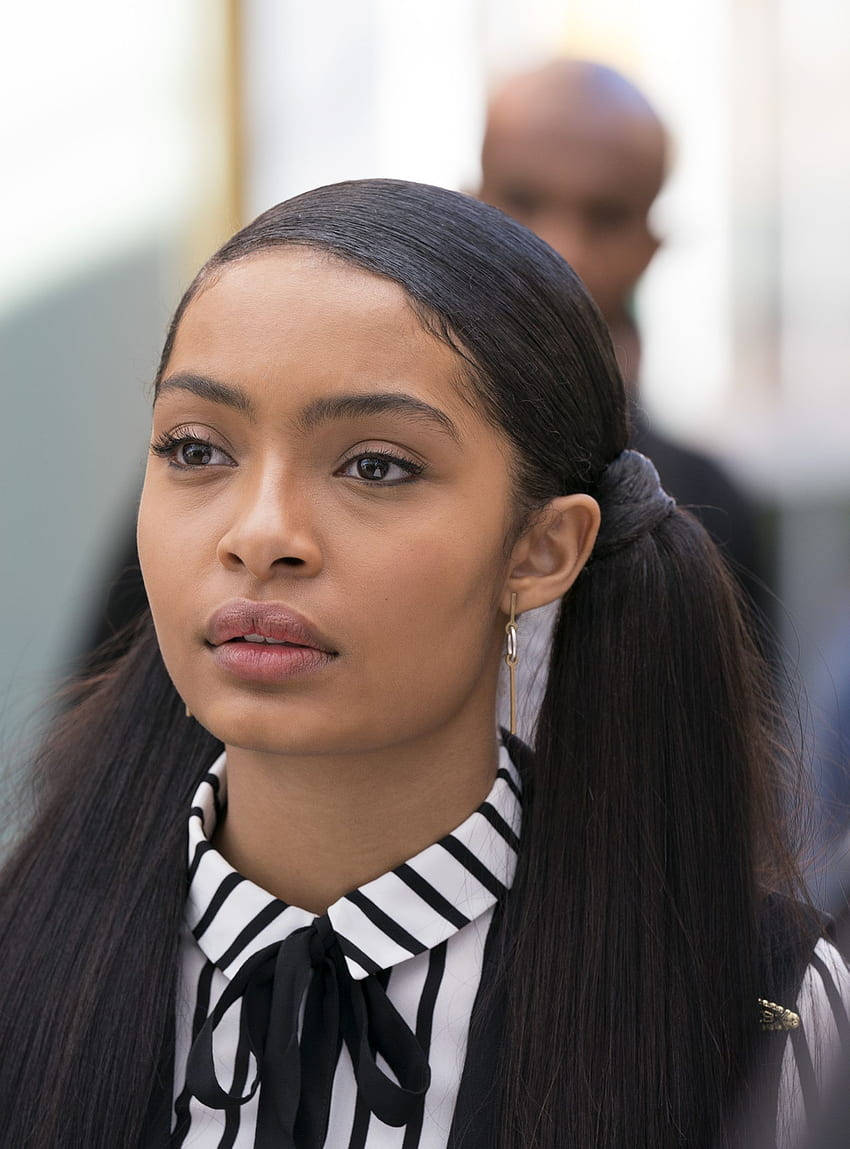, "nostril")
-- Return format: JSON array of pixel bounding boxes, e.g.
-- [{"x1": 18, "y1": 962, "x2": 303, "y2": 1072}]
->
[{"x1": 278, "y1": 556, "x2": 306, "y2": 567}]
